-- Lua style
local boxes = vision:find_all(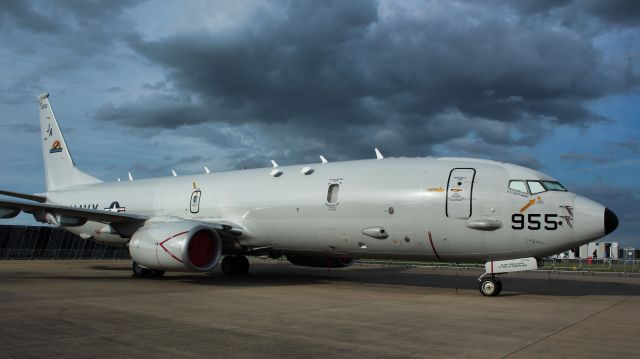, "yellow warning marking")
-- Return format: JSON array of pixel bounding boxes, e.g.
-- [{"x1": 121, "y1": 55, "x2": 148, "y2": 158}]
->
[
  {"x1": 427, "y1": 187, "x2": 445, "y2": 192},
  {"x1": 520, "y1": 199, "x2": 536, "y2": 213},
  {"x1": 450, "y1": 188, "x2": 463, "y2": 193}
]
